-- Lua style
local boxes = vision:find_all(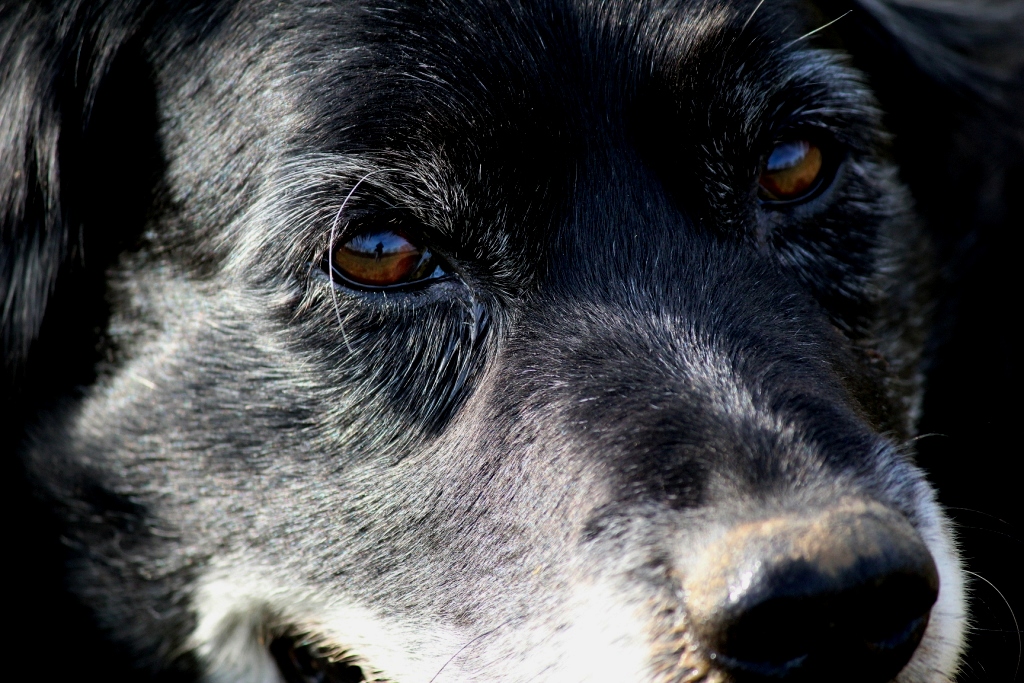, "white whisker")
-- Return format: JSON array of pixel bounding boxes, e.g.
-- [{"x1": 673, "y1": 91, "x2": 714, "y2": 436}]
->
[
  {"x1": 965, "y1": 570, "x2": 1021, "y2": 679},
  {"x1": 782, "y1": 10, "x2": 852, "y2": 49},
  {"x1": 740, "y1": 0, "x2": 766, "y2": 33},
  {"x1": 327, "y1": 169, "x2": 391, "y2": 355}
]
